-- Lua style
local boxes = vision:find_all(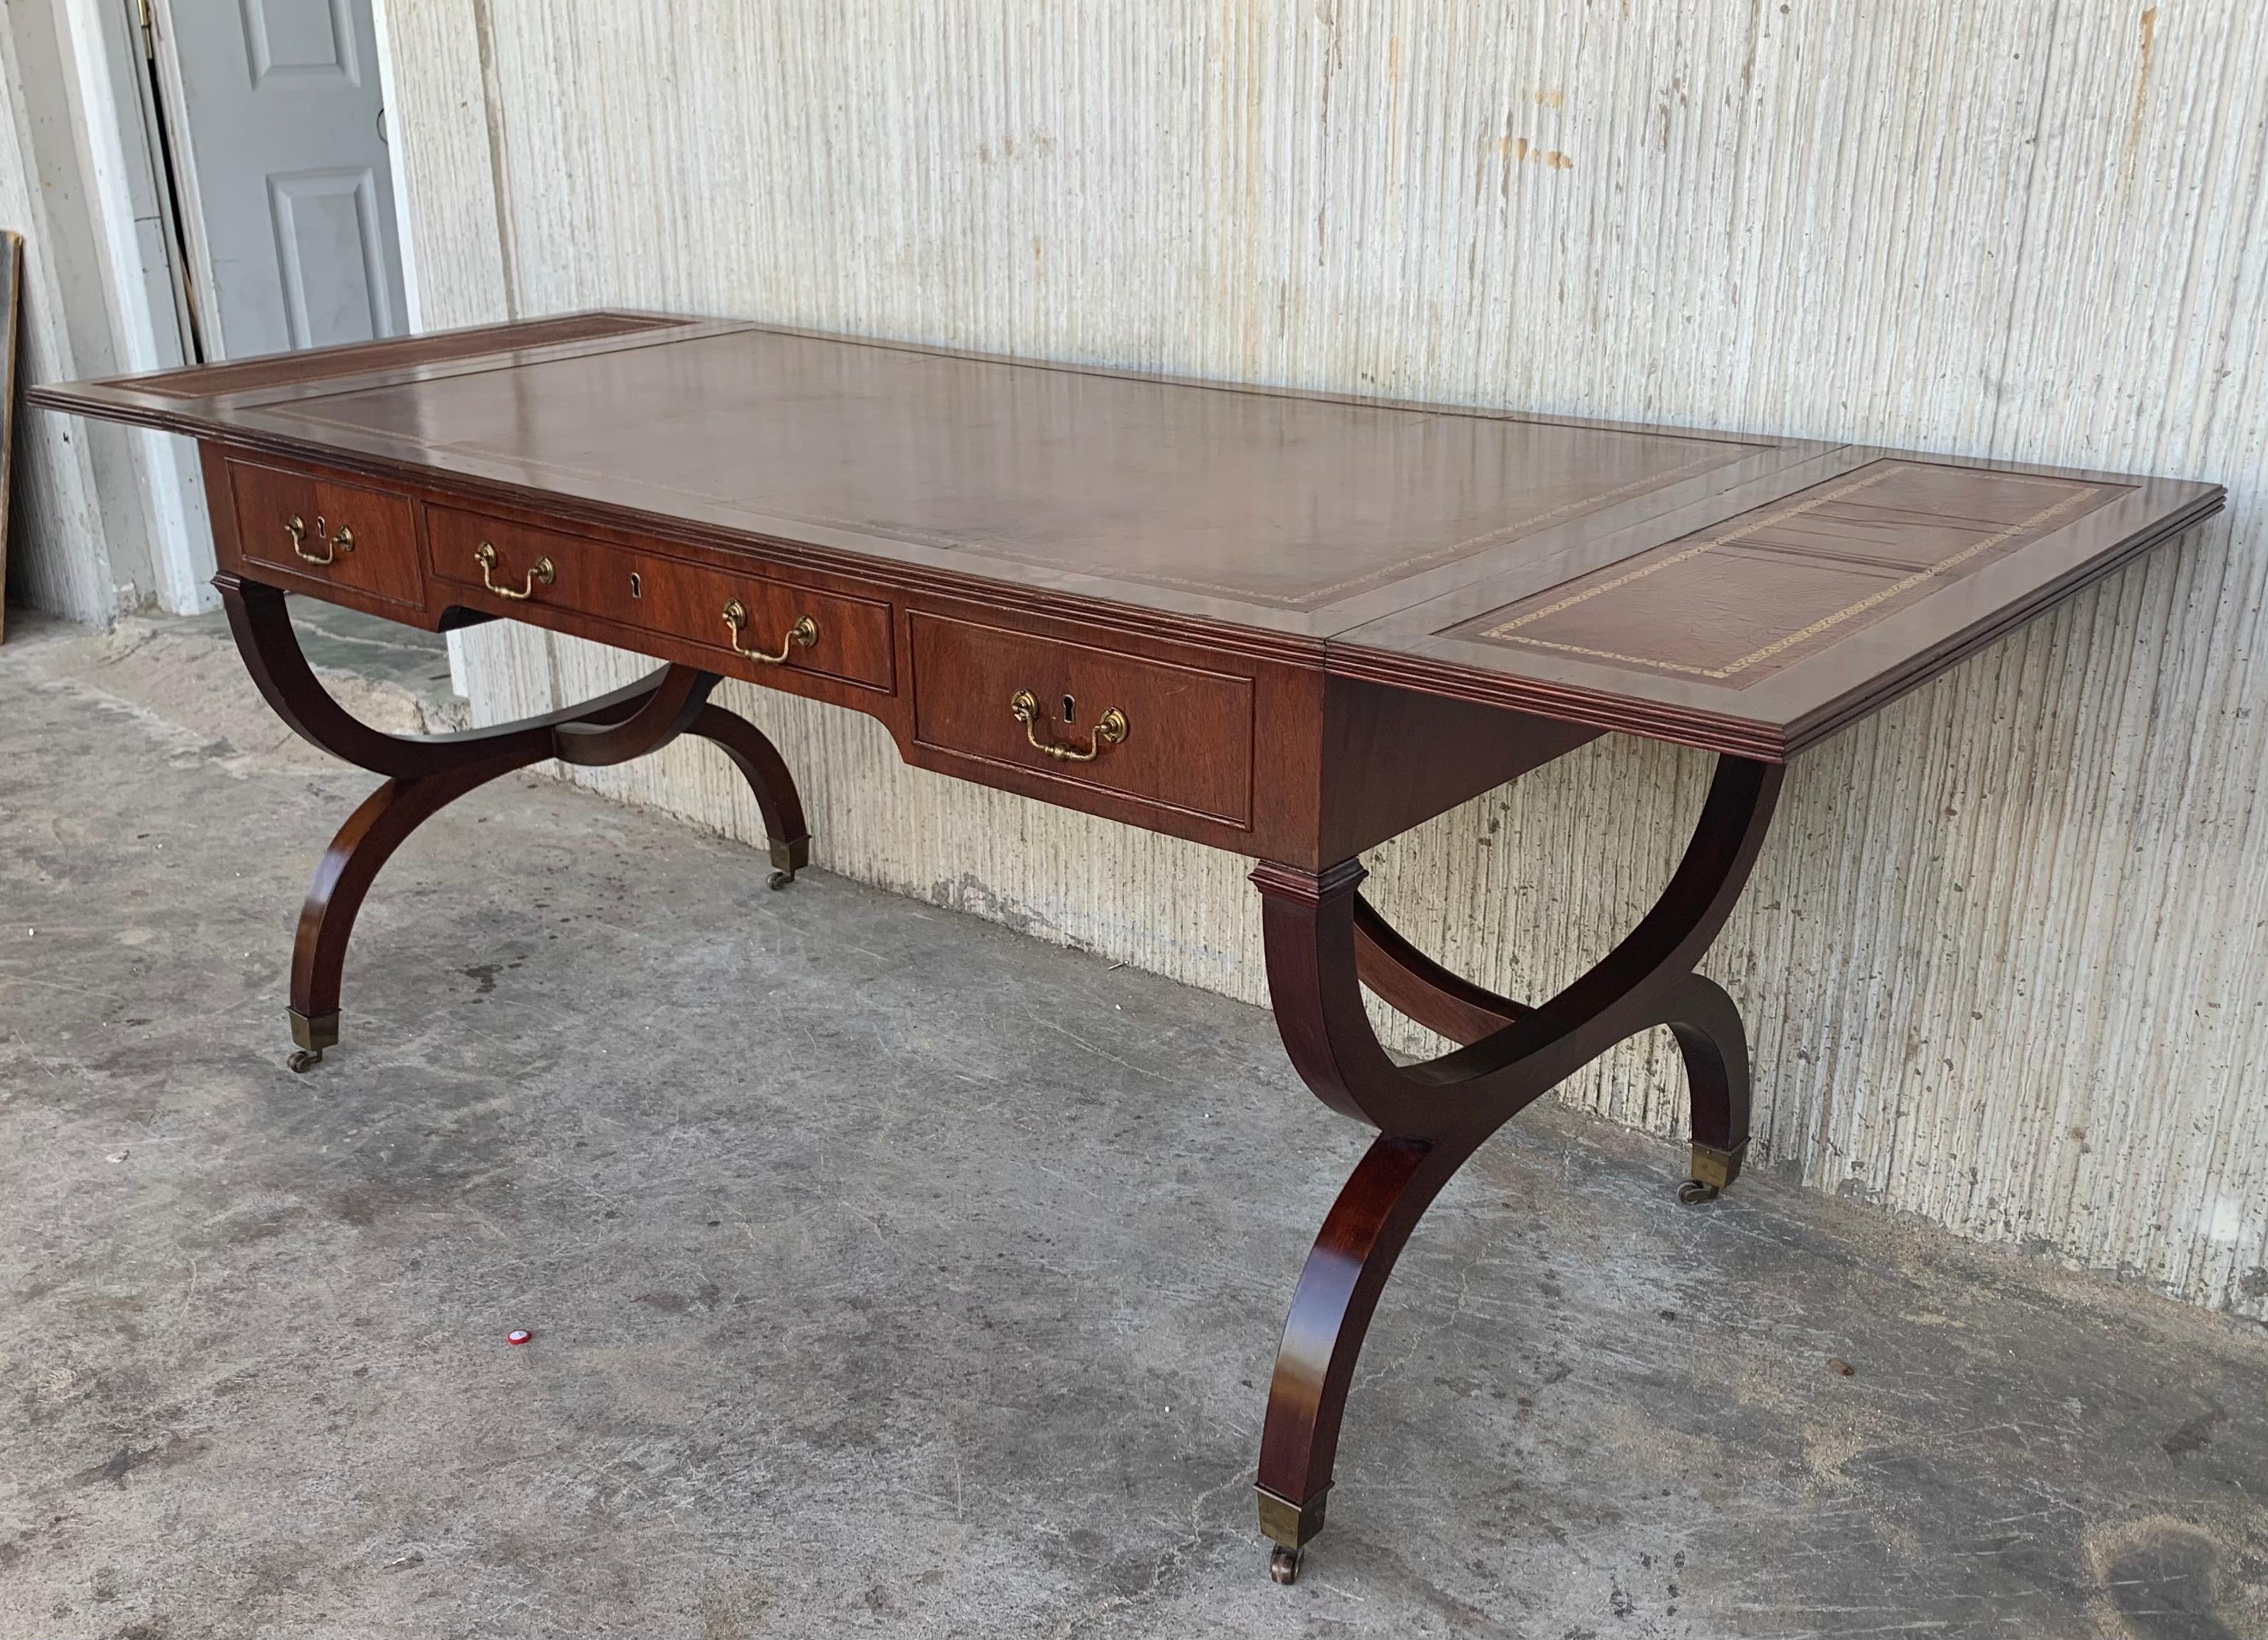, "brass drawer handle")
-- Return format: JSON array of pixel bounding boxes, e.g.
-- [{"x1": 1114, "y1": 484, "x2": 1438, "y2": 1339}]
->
[
  {"x1": 1010, "y1": 689, "x2": 1128, "y2": 762},
  {"x1": 285, "y1": 514, "x2": 354, "y2": 566},
  {"x1": 475, "y1": 540, "x2": 554, "y2": 600},
  {"x1": 723, "y1": 601, "x2": 818, "y2": 664}
]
